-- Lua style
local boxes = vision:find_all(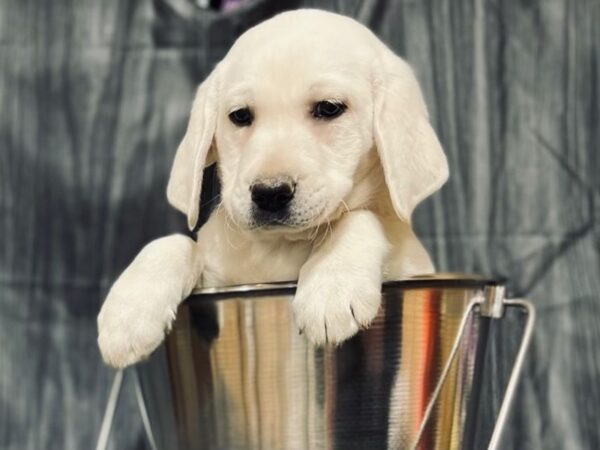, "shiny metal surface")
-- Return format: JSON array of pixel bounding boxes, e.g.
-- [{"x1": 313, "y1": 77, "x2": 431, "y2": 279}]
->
[{"x1": 136, "y1": 276, "x2": 532, "y2": 450}]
